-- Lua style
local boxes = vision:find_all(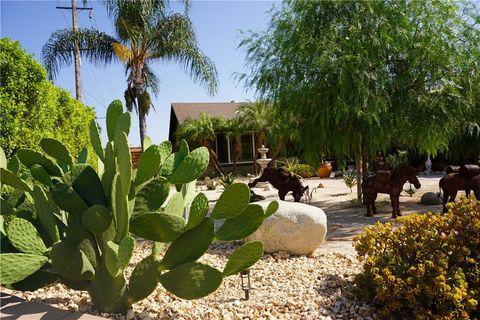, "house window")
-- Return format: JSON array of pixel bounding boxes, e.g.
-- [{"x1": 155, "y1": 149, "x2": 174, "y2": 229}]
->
[
  {"x1": 216, "y1": 133, "x2": 229, "y2": 164},
  {"x1": 216, "y1": 132, "x2": 255, "y2": 164}
]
